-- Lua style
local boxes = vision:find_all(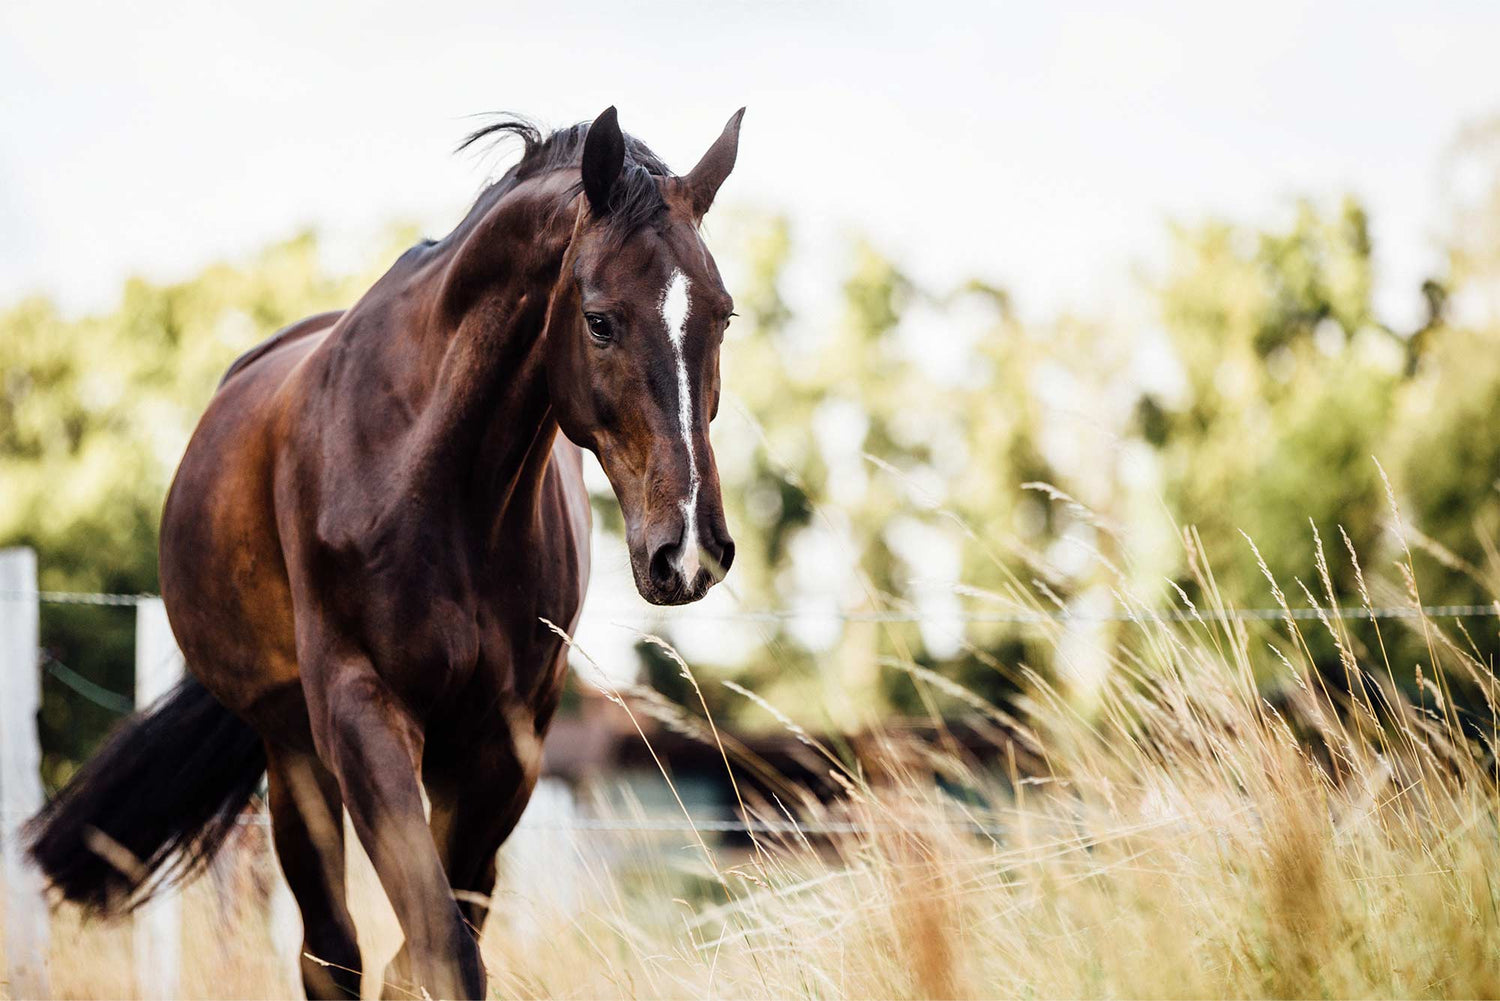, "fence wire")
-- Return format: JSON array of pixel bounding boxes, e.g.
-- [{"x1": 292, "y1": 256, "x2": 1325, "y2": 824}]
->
[
  {"x1": 0, "y1": 589, "x2": 154, "y2": 607},
  {"x1": 39, "y1": 654, "x2": 134, "y2": 714},
  {"x1": 3, "y1": 588, "x2": 1498, "y2": 624},
  {"x1": 9, "y1": 588, "x2": 1500, "y2": 839},
  {"x1": 217, "y1": 811, "x2": 993, "y2": 837},
  {"x1": 2, "y1": 811, "x2": 992, "y2": 838}
]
